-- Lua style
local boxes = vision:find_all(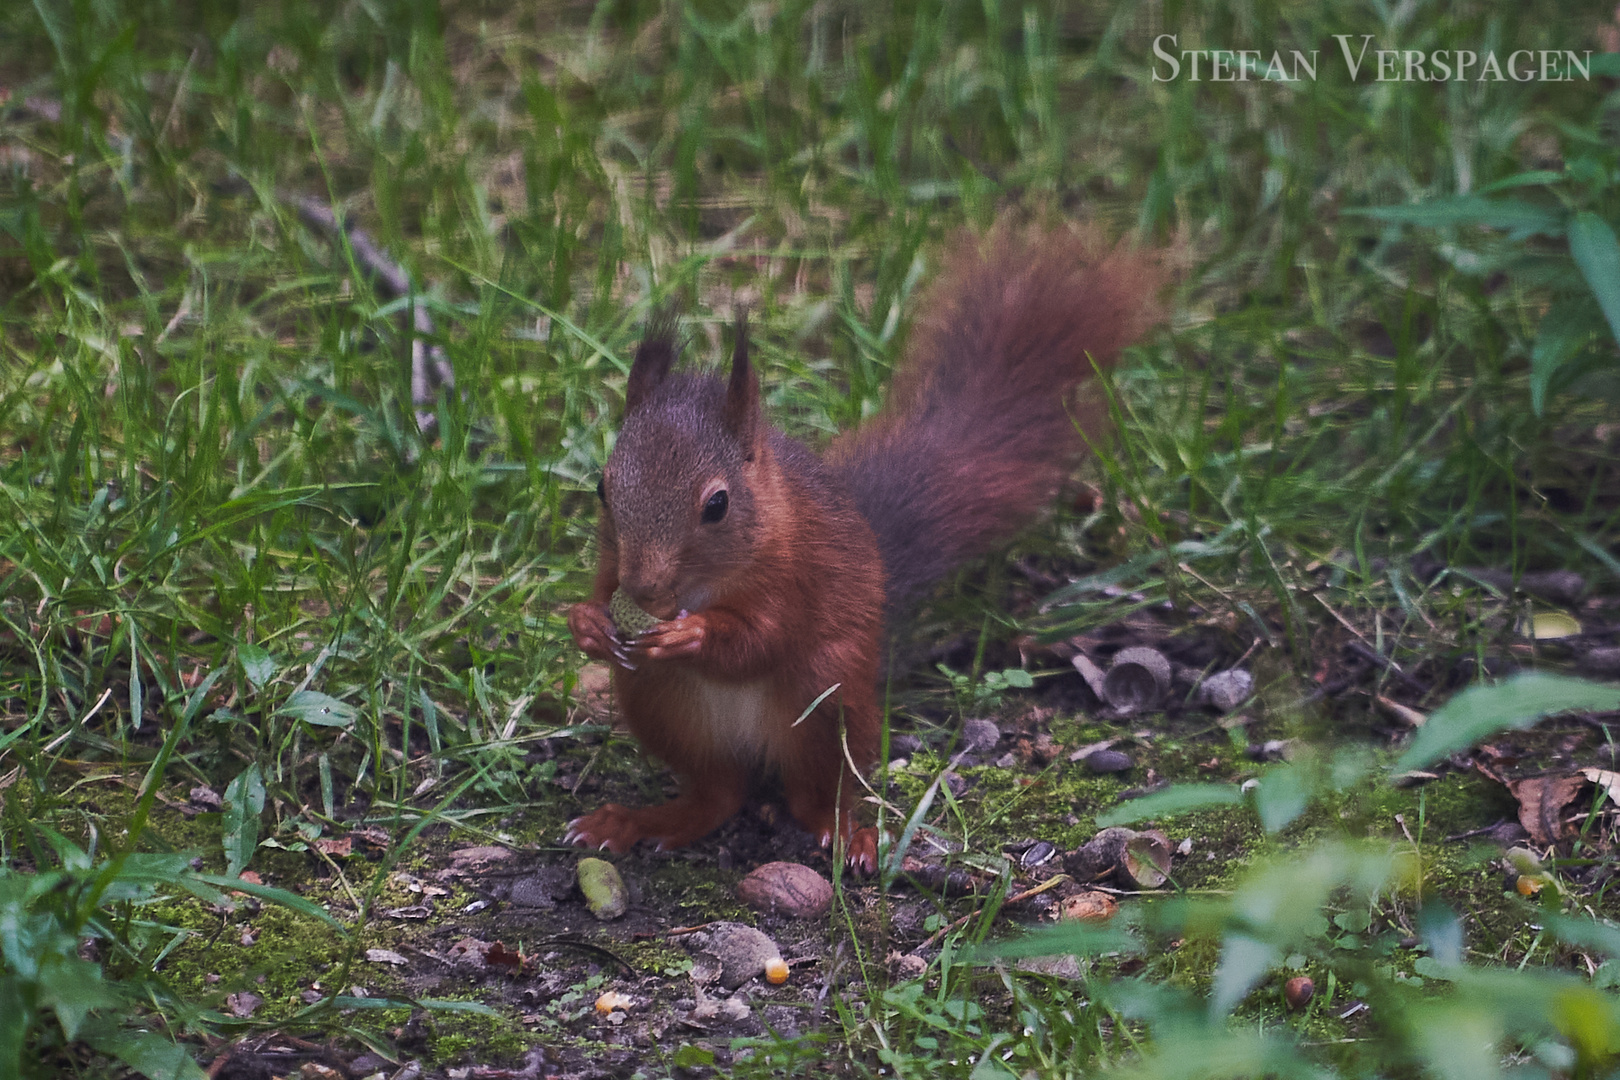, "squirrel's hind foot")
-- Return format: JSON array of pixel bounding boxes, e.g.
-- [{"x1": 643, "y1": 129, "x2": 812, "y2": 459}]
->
[{"x1": 812, "y1": 823, "x2": 880, "y2": 876}]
